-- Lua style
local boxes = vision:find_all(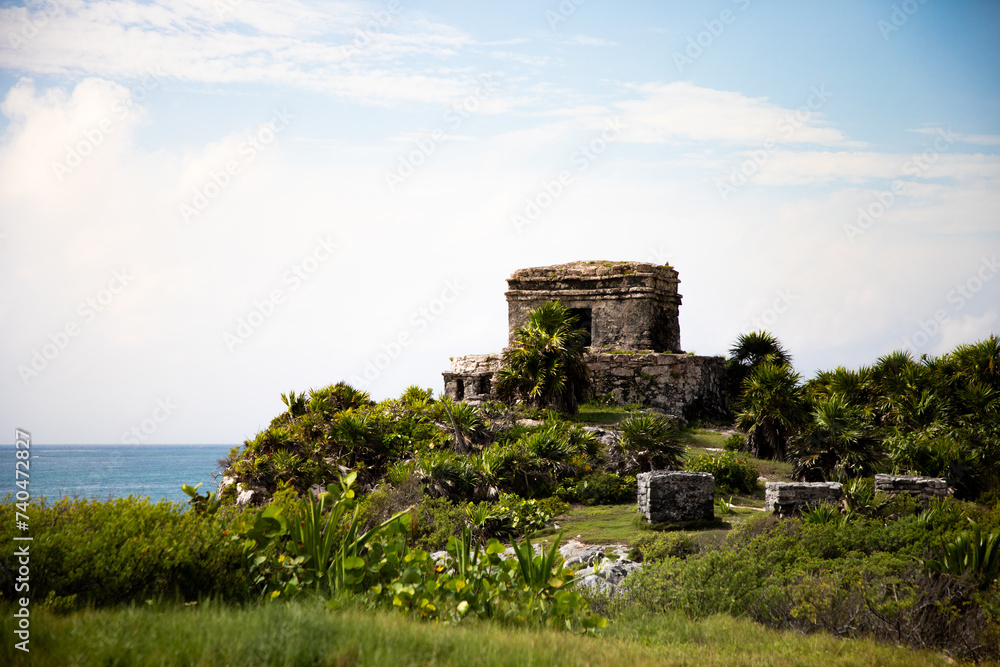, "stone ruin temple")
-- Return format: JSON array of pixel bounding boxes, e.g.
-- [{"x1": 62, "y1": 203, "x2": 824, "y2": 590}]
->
[{"x1": 442, "y1": 260, "x2": 728, "y2": 421}]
